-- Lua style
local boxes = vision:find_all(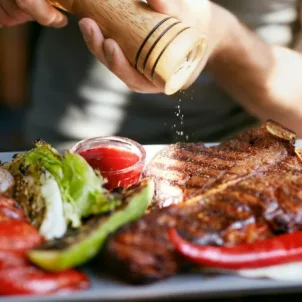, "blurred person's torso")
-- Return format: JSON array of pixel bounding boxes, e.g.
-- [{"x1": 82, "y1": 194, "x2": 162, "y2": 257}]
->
[{"x1": 26, "y1": 0, "x2": 299, "y2": 149}]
